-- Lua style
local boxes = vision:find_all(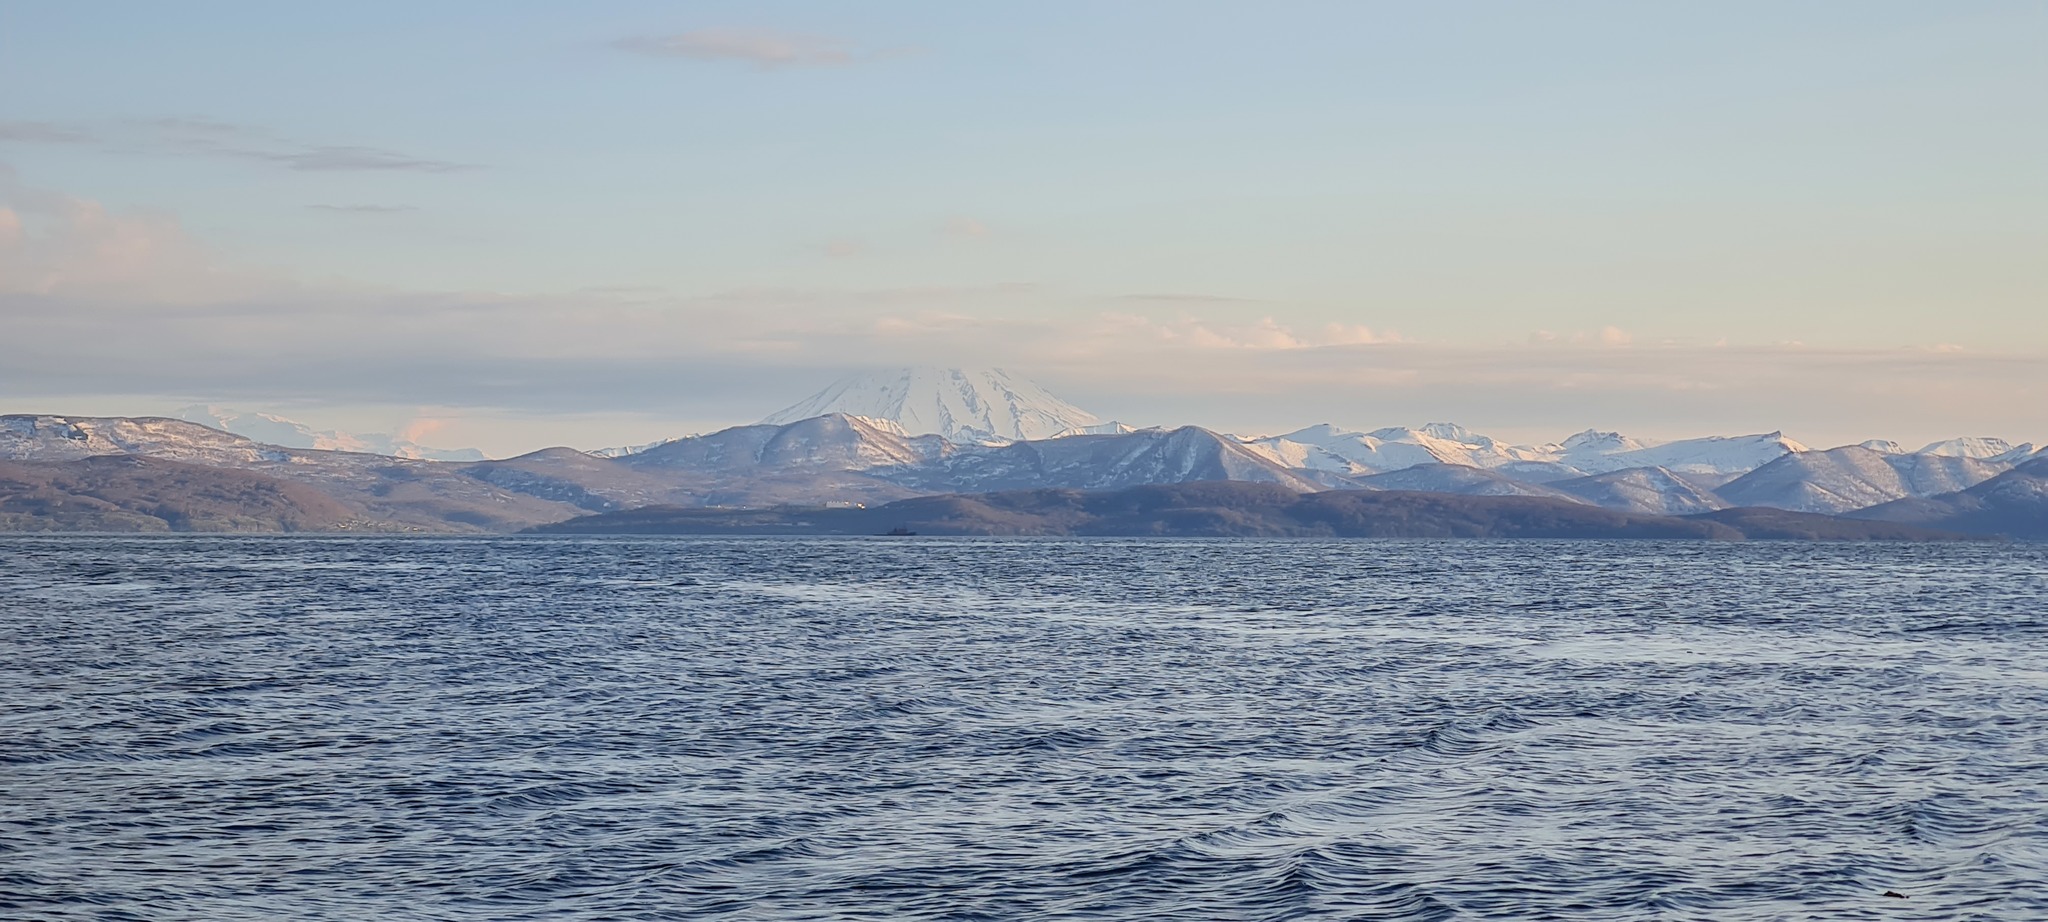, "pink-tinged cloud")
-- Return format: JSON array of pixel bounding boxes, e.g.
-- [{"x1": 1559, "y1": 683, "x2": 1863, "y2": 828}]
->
[
  {"x1": 0, "y1": 194, "x2": 223, "y2": 300},
  {"x1": 944, "y1": 216, "x2": 990, "y2": 239},
  {"x1": 398, "y1": 415, "x2": 451, "y2": 444},
  {"x1": 1532, "y1": 326, "x2": 1634, "y2": 347},
  {"x1": 1320, "y1": 323, "x2": 1399, "y2": 346}
]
